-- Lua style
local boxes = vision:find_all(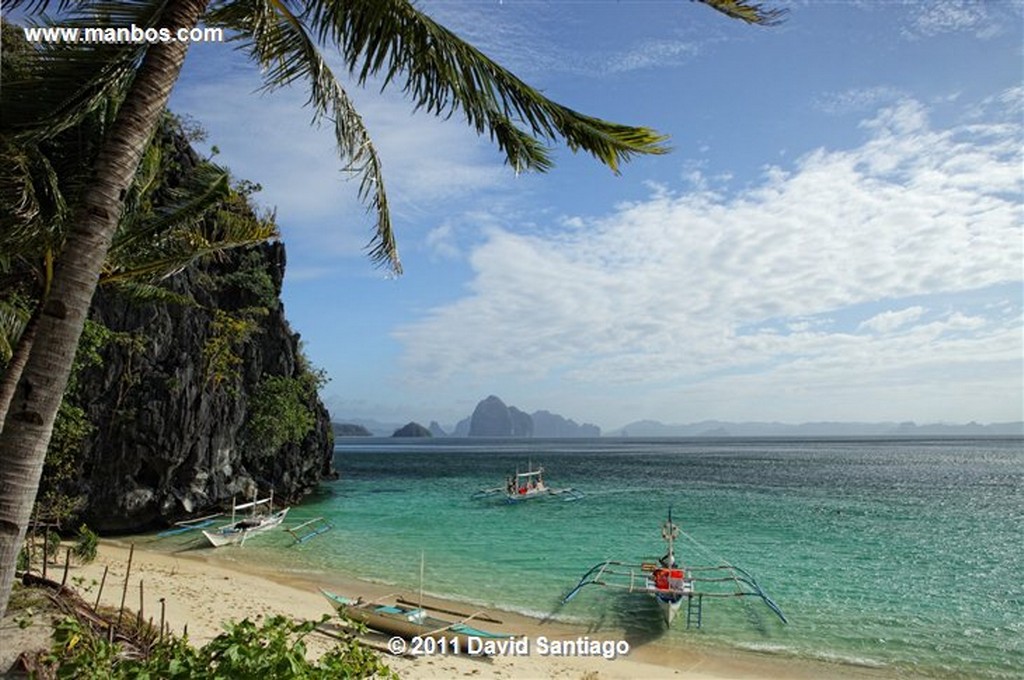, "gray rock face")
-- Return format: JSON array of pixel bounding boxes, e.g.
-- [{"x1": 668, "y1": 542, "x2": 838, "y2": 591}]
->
[
  {"x1": 468, "y1": 395, "x2": 514, "y2": 436},
  {"x1": 465, "y1": 396, "x2": 598, "y2": 437},
  {"x1": 531, "y1": 410, "x2": 601, "y2": 438},
  {"x1": 70, "y1": 242, "x2": 334, "y2": 533}
]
